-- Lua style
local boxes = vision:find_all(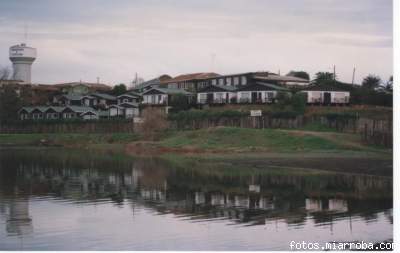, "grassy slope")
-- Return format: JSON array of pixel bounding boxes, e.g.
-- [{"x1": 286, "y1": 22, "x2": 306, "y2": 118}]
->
[
  {"x1": 0, "y1": 127, "x2": 390, "y2": 155},
  {"x1": 160, "y1": 127, "x2": 387, "y2": 153}
]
